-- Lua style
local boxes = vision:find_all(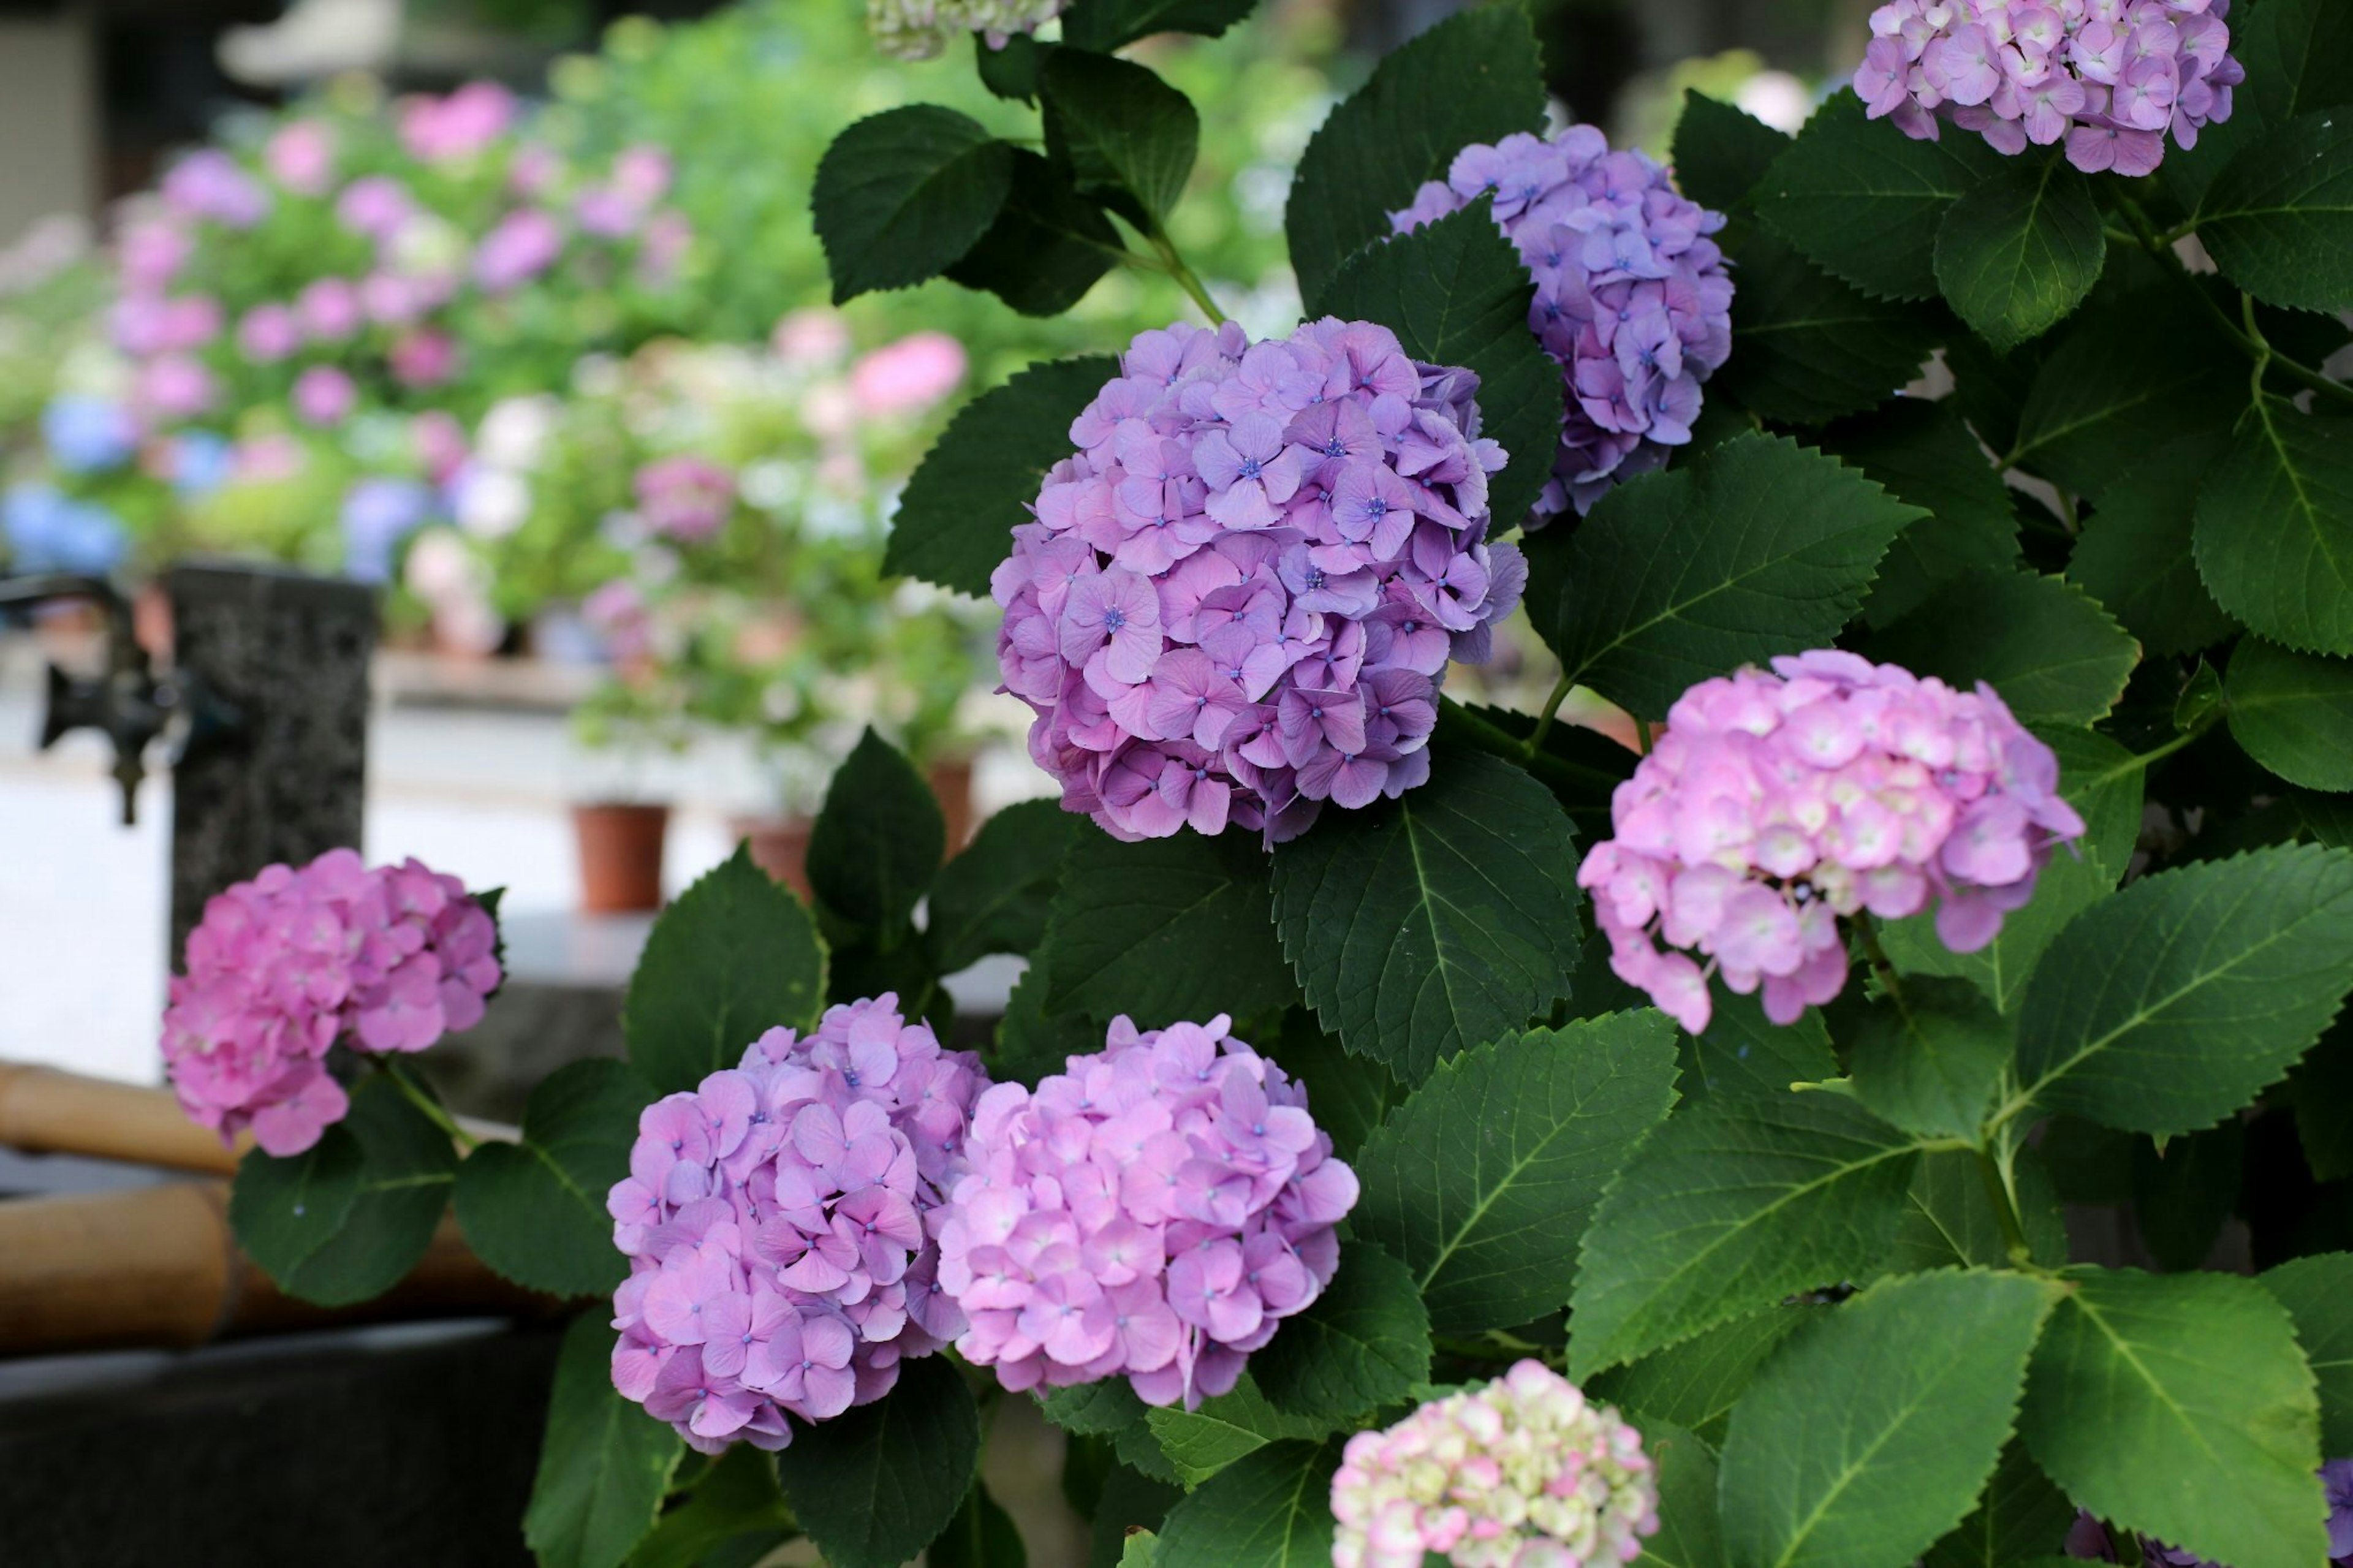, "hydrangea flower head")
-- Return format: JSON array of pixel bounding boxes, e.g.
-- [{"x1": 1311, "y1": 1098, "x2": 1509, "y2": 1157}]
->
[
  {"x1": 867, "y1": 0, "x2": 1066, "y2": 59},
  {"x1": 634, "y1": 455, "x2": 735, "y2": 541},
  {"x1": 607, "y1": 996, "x2": 989, "y2": 1453},
  {"x1": 1855, "y1": 0, "x2": 2243, "y2": 175},
  {"x1": 161, "y1": 849, "x2": 502, "y2": 1156},
  {"x1": 1577, "y1": 650, "x2": 2086, "y2": 1034},
  {"x1": 1331, "y1": 1361, "x2": 1659, "y2": 1568},
  {"x1": 938, "y1": 1014, "x2": 1357, "y2": 1408},
  {"x1": 1390, "y1": 128, "x2": 1733, "y2": 521},
  {"x1": 995, "y1": 318, "x2": 1524, "y2": 844}
]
